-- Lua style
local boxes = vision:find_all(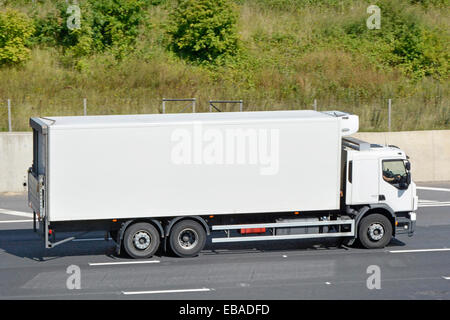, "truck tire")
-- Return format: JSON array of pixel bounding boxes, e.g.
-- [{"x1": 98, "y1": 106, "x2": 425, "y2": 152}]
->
[
  {"x1": 123, "y1": 222, "x2": 160, "y2": 259},
  {"x1": 358, "y1": 214, "x2": 393, "y2": 249},
  {"x1": 169, "y1": 220, "x2": 206, "y2": 258}
]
